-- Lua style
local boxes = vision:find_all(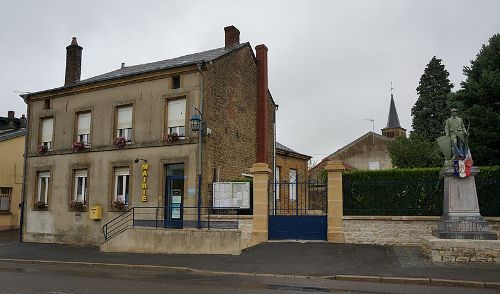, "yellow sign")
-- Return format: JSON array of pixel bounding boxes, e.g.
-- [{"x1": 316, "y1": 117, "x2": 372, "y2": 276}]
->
[{"x1": 141, "y1": 164, "x2": 149, "y2": 202}]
